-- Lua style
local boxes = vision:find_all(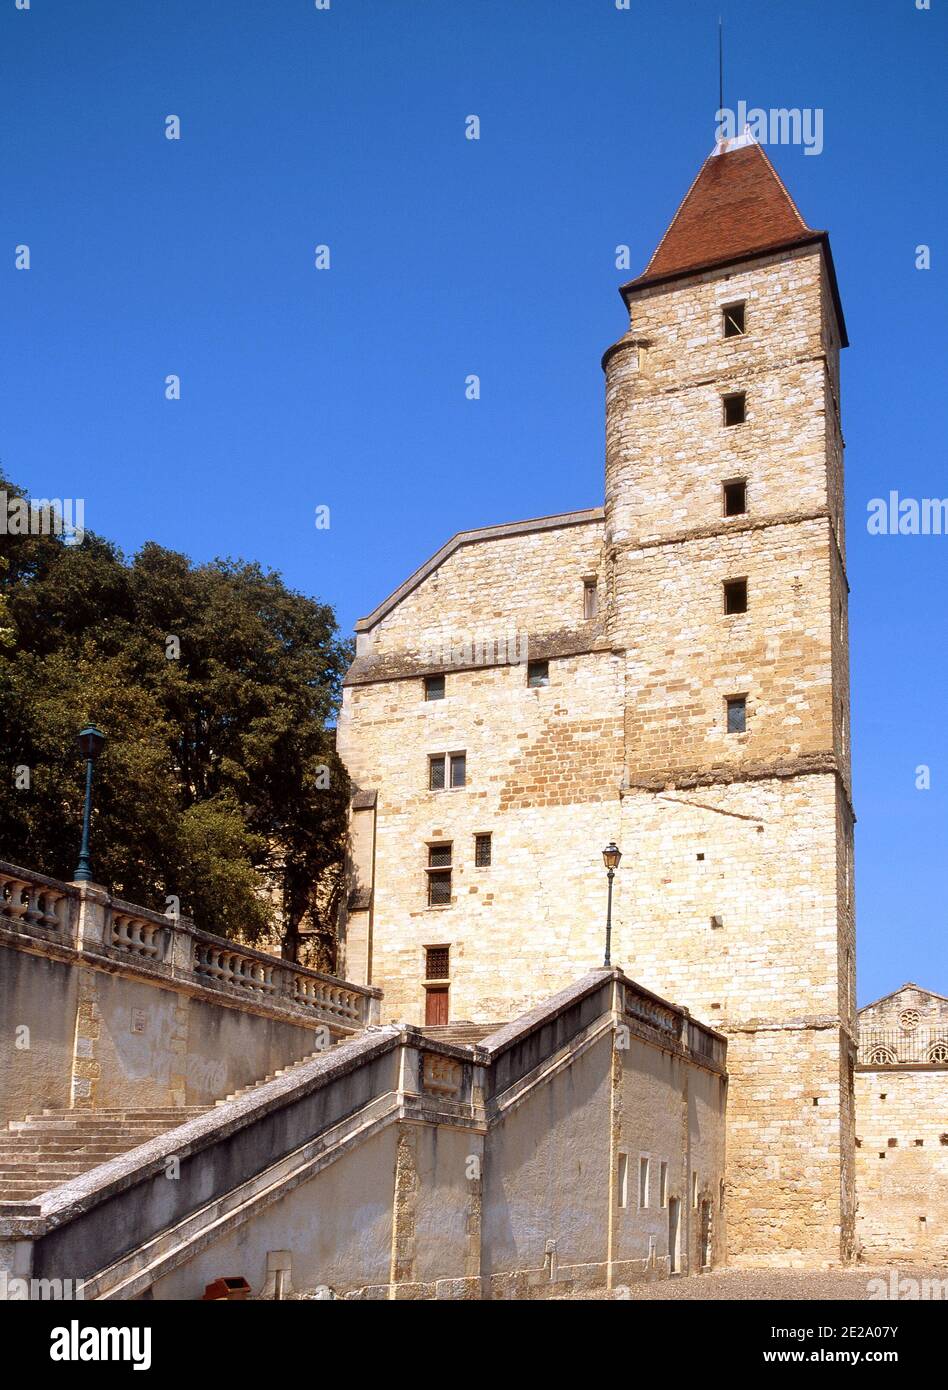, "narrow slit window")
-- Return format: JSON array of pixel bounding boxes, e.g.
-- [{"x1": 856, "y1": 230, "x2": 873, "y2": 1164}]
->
[
  {"x1": 723, "y1": 578, "x2": 748, "y2": 614},
  {"x1": 639, "y1": 1156, "x2": 650, "y2": 1209},
  {"x1": 723, "y1": 480, "x2": 747, "y2": 516},
  {"x1": 527, "y1": 660, "x2": 550, "y2": 688},
  {"x1": 617, "y1": 1152, "x2": 629, "y2": 1209},
  {"x1": 723, "y1": 392, "x2": 746, "y2": 426},
  {"x1": 660, "y1": 1161, "x2": 668, "y2": 1208},
  {"x1": 583, "y1": 578, "x2": 599, "y2": 619},
  {"x1": 424, "y1": 674, "x2": 445, "y2": 701},
  {"x1": 726, "y1": 696, "x2": 747, "y2": 734},
  {"x1": 722, "y1": 302, "x2": 745, "y2": 337},
  {"x1": 474, "y1": 833, "x2": 492, "y2": 867}
]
